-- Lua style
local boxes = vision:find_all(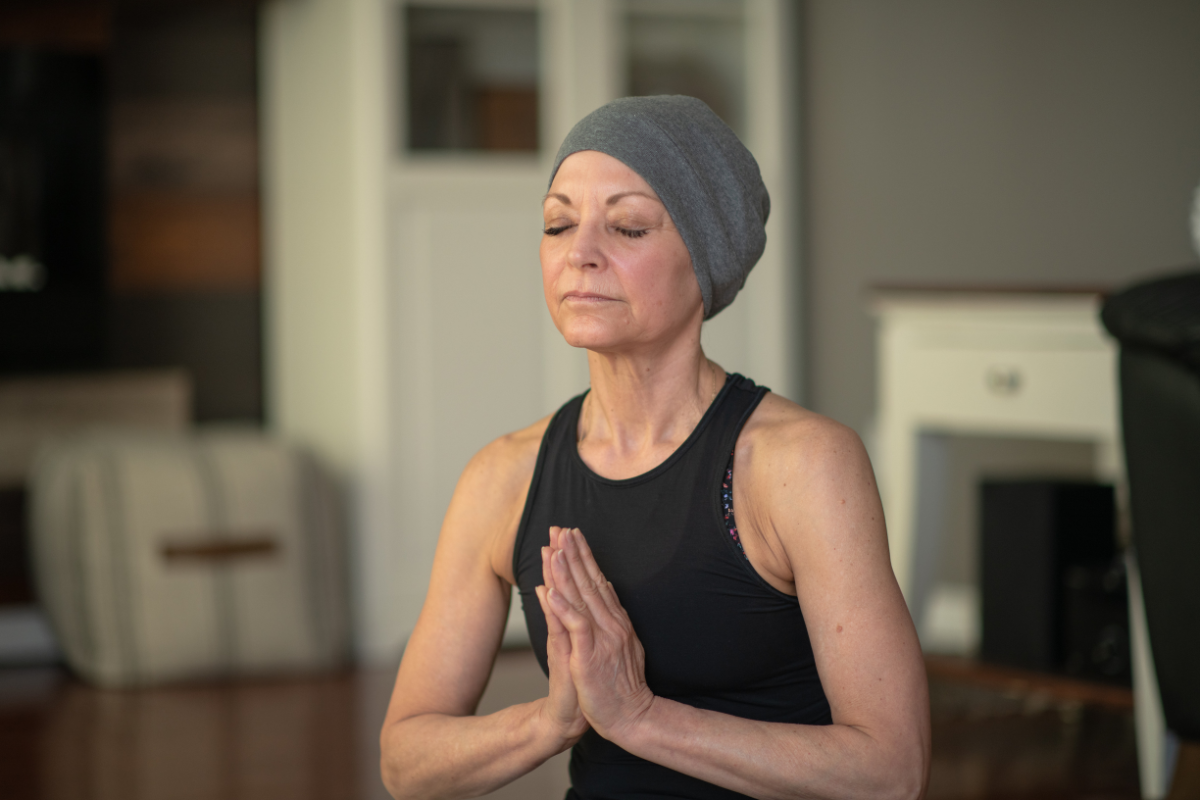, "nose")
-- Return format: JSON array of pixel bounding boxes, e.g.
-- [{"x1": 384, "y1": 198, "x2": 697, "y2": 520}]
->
[{"x1": 566, "y1": 216, "x2": 604, "y2": 271}]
